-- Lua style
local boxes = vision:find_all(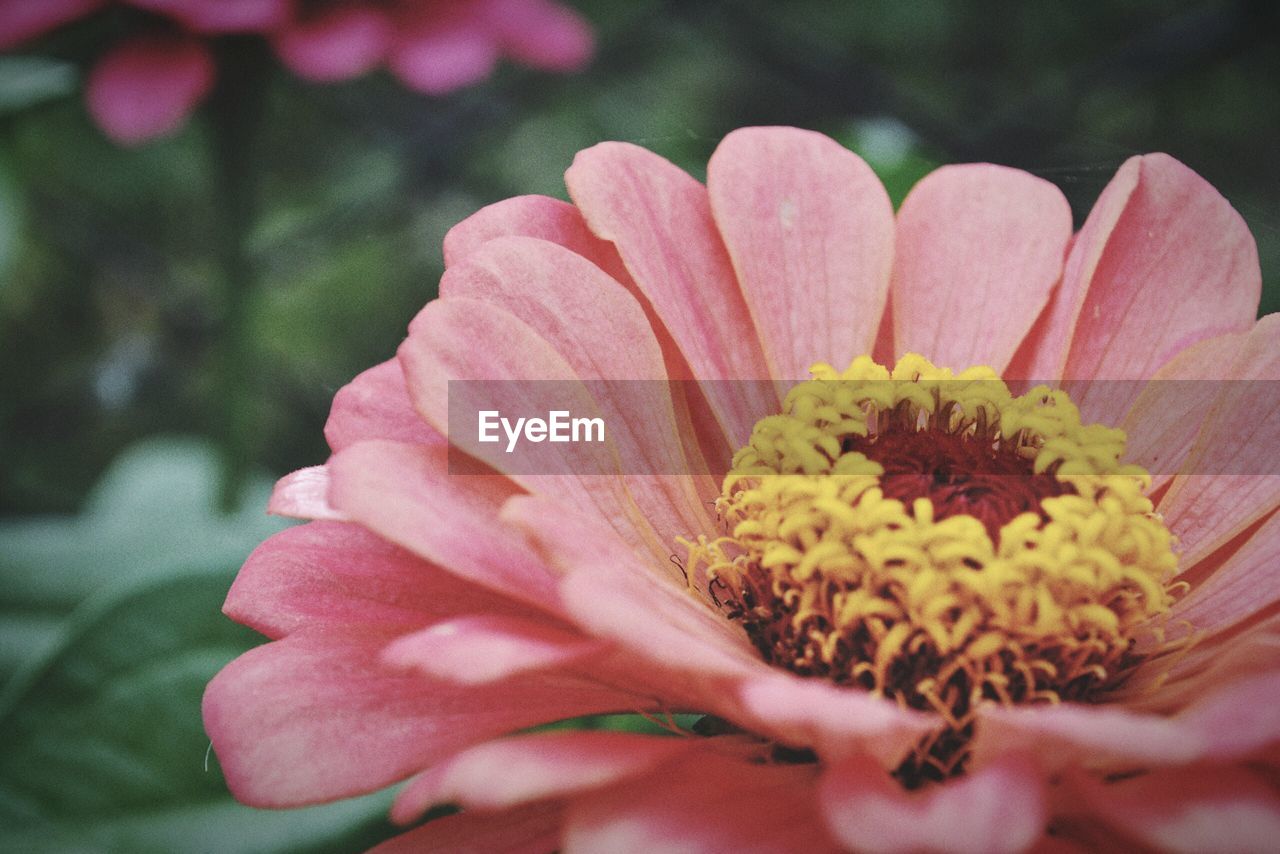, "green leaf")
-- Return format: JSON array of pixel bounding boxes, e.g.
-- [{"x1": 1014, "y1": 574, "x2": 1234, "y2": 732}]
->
[
  {"x1": 0, "y1": 438, "x2": 289, "y2": 682},
  {"x1": 0, "y1": 573, "x2": 397, "y2": 853},
  {"x1": 0, "y1": 436, "x2": 285, "y2": 605},
  {"x1": 0, "y1": 56, "x2": 77, "y2": 115}
]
